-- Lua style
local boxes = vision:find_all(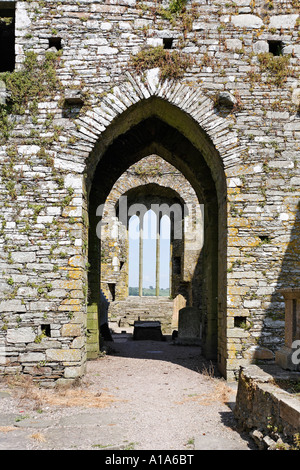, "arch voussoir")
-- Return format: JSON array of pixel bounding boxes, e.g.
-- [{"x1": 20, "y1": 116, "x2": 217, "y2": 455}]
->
[{"x1": 74, "y1": 72, "x2": 241, "y2": 177}]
